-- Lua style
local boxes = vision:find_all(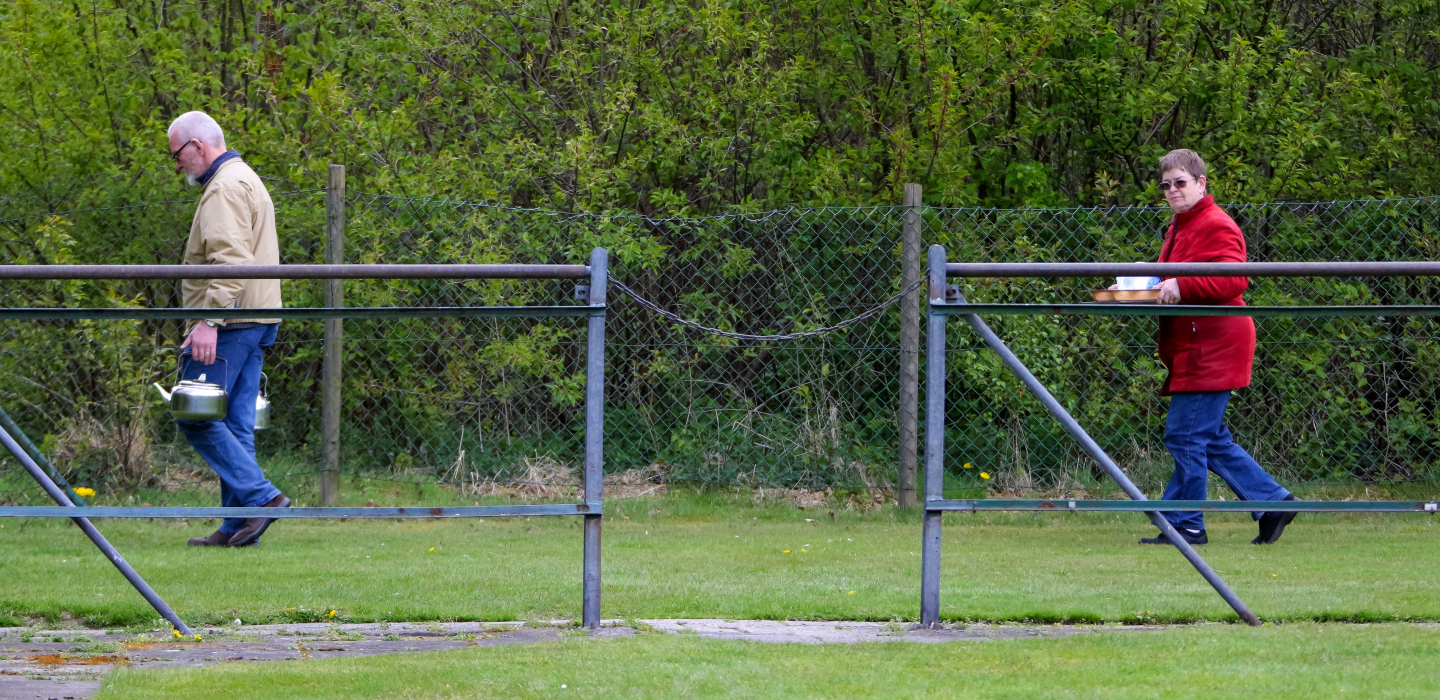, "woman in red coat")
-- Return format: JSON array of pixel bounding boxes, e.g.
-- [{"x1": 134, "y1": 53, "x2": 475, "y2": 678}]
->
[{"x1": 1138, "y1": 149, "x2": 1297, "y2": 547}]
